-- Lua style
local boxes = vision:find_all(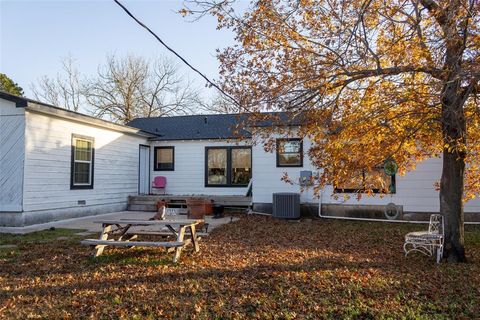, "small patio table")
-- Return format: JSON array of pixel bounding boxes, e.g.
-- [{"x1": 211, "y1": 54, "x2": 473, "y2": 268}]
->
[{"x1": 81, "y1": 219, "x2": 202, "y2": 263}]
